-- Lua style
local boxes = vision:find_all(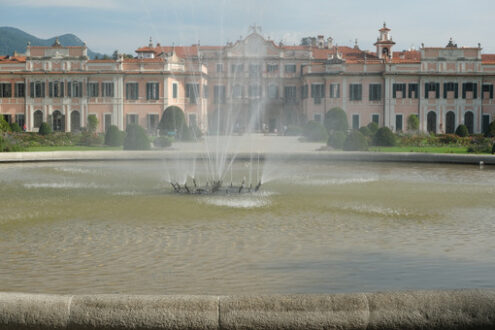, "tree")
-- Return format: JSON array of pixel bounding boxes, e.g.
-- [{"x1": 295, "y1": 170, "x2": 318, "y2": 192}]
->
[
  {"x1": 0, "y1": 116, "x2": 11, "y2": 133},
  {"x1": 343, "y1": 130, "x2": 368, "y2": 151},
  {"x1": 104, "y1": 125, "x2": 125, "y2": 146},
  {"x1": 158, "y1": 107, "x2": 186, "y2": 137},
  {"x1": 324, "y1": 107, "x2": 348, "y2": 132},
  {"x1": 124, "y1": 124, "x2": 150, "y2": 150},
  {"x1": 38, "y1": 122, "x2": 52, "y2": 135},
  {"x1": 455, "y1": 124, "x2": 468, "y2": 137},
  {"x1": 485, "y1": 120, "x2": 495, "y2": 137},
  {"x1": 112, "y1": 50, "x2": 119, "y2": 60},
  {"x1": 373, "y1": 127, "x2": 396, "y2": 146},
  {"x1": 407, "y1": 114, "x2": 419, "y2": 132},
  {"x1": 87, "y1": 114, "x2": 98, "y2": 133}
]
